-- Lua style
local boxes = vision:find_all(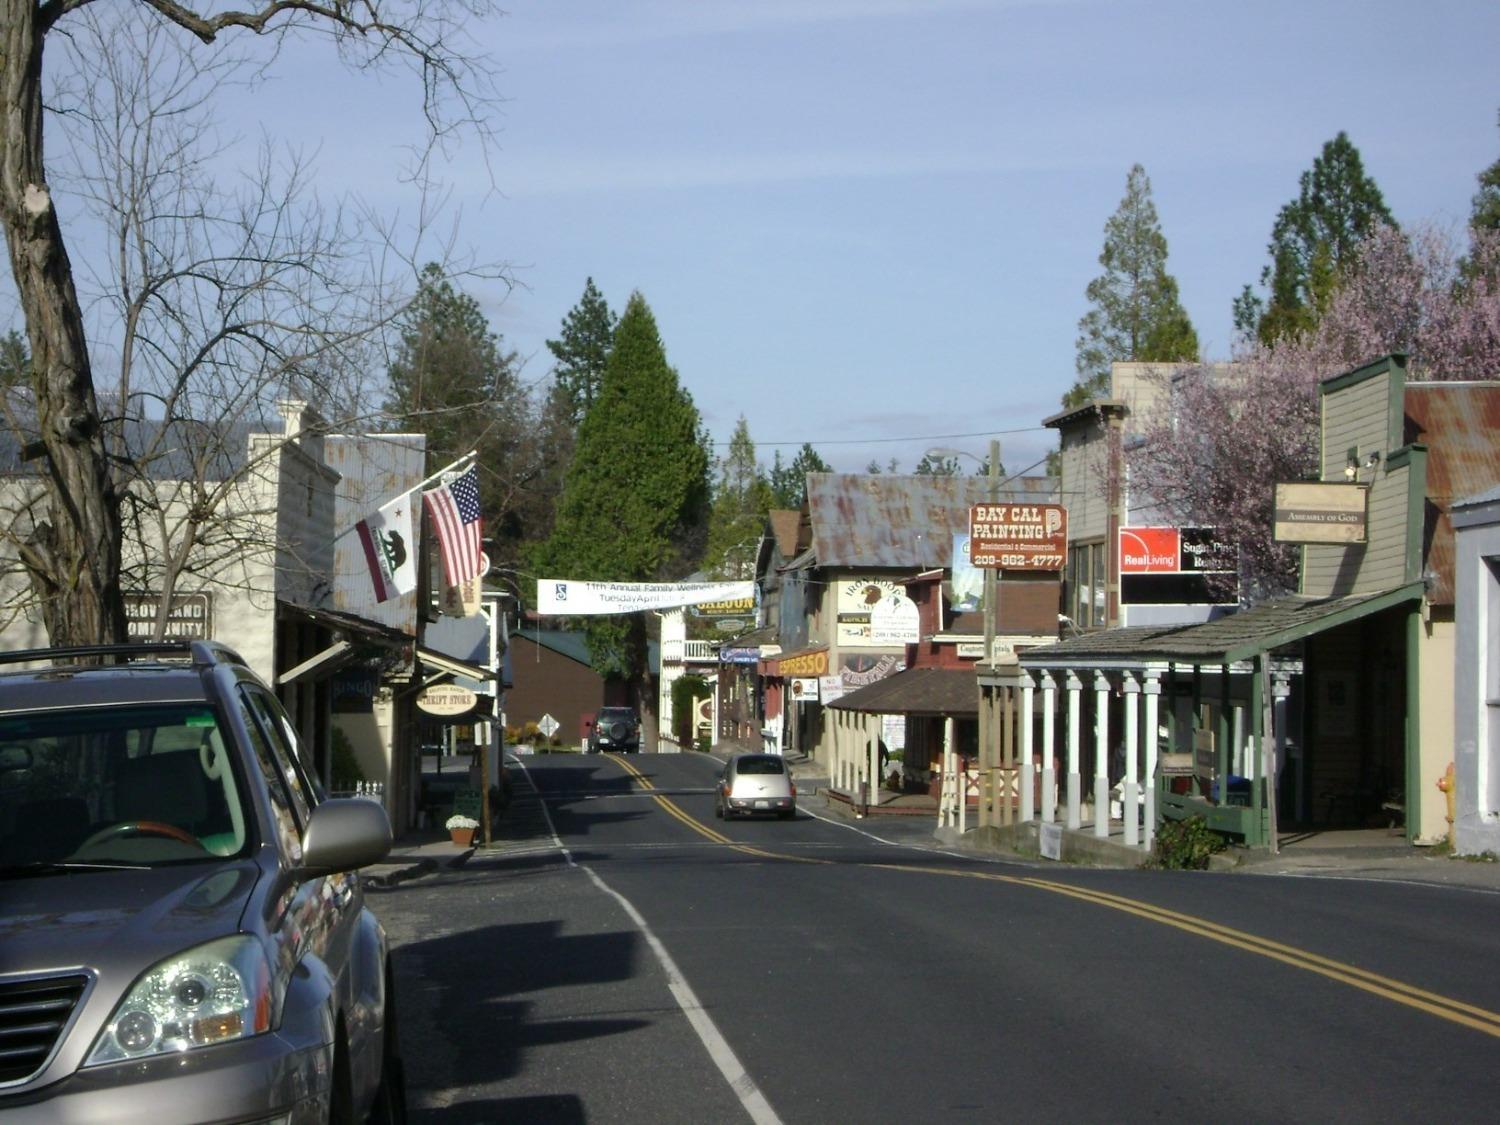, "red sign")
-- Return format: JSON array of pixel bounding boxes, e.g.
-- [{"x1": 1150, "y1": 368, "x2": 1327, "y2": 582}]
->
[
  {"x1": 968, "y1": 504, "x2": 1067, "y2": 570},
  {"x1": 1119, "y1": 527, "x2": 1181, "y2": 573}
]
